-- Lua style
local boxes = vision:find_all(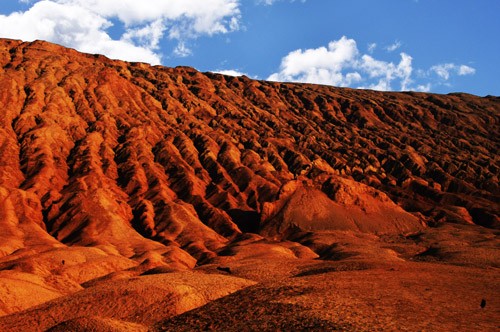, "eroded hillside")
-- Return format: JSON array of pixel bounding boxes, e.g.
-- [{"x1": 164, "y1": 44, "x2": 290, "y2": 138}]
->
[{"x1": 0, "y1": 39, "x2": 498, "y2": 331}]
